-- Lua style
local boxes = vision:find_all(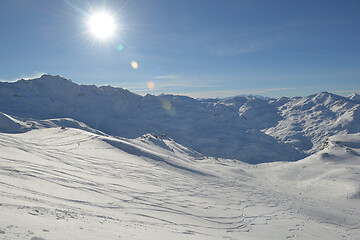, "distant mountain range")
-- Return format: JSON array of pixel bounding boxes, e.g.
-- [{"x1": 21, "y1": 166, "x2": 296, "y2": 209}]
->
[{"x1": 0, "y1": 74, "x2": 359, "y2": 163}]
